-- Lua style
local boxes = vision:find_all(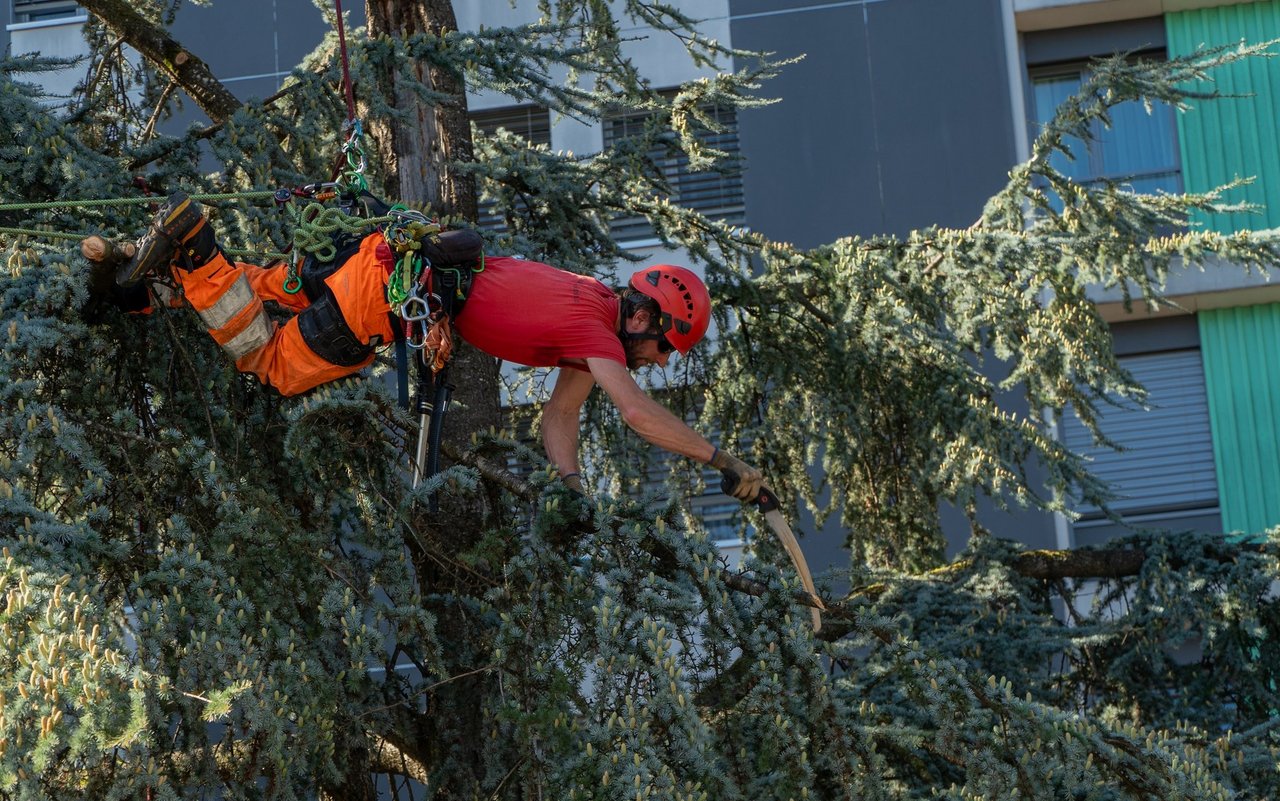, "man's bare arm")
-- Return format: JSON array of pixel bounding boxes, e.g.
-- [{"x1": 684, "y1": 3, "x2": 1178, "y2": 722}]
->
[
  {"x1": 585, "y1": 358, "x2": 716, "y2": 461},
  {"x1": 543, "y1": 367, "x2": 596, "y2": 486}
]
